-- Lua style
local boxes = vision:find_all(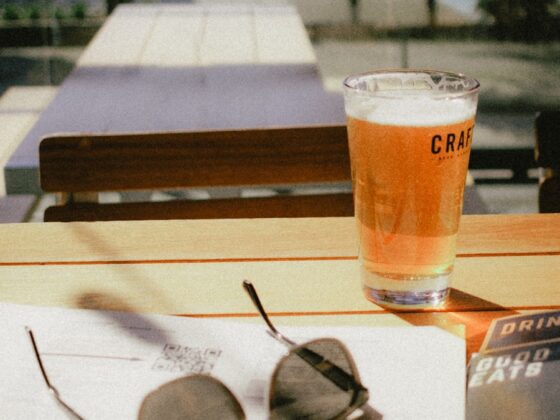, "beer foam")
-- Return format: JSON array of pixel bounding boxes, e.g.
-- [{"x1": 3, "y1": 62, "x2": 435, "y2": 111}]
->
[{"x1": 345, "y1": 96, "x2": 476, "y2": 126}]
